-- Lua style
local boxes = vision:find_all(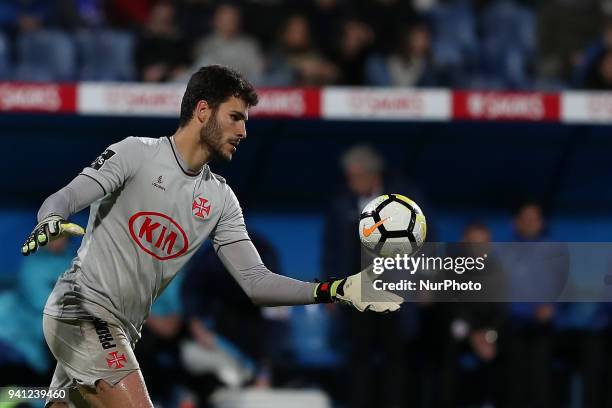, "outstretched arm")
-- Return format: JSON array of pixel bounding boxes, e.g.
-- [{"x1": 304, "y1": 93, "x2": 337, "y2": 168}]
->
[
  {"x1": 216, "y1": 239, "x2": 403, "y2": 312},
  {"x1": 212, "y1": 185, "x2": 403, "y2": 312},
  {"x1": 216, "y1": 239, "x2": 316, "y2": 306}
]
